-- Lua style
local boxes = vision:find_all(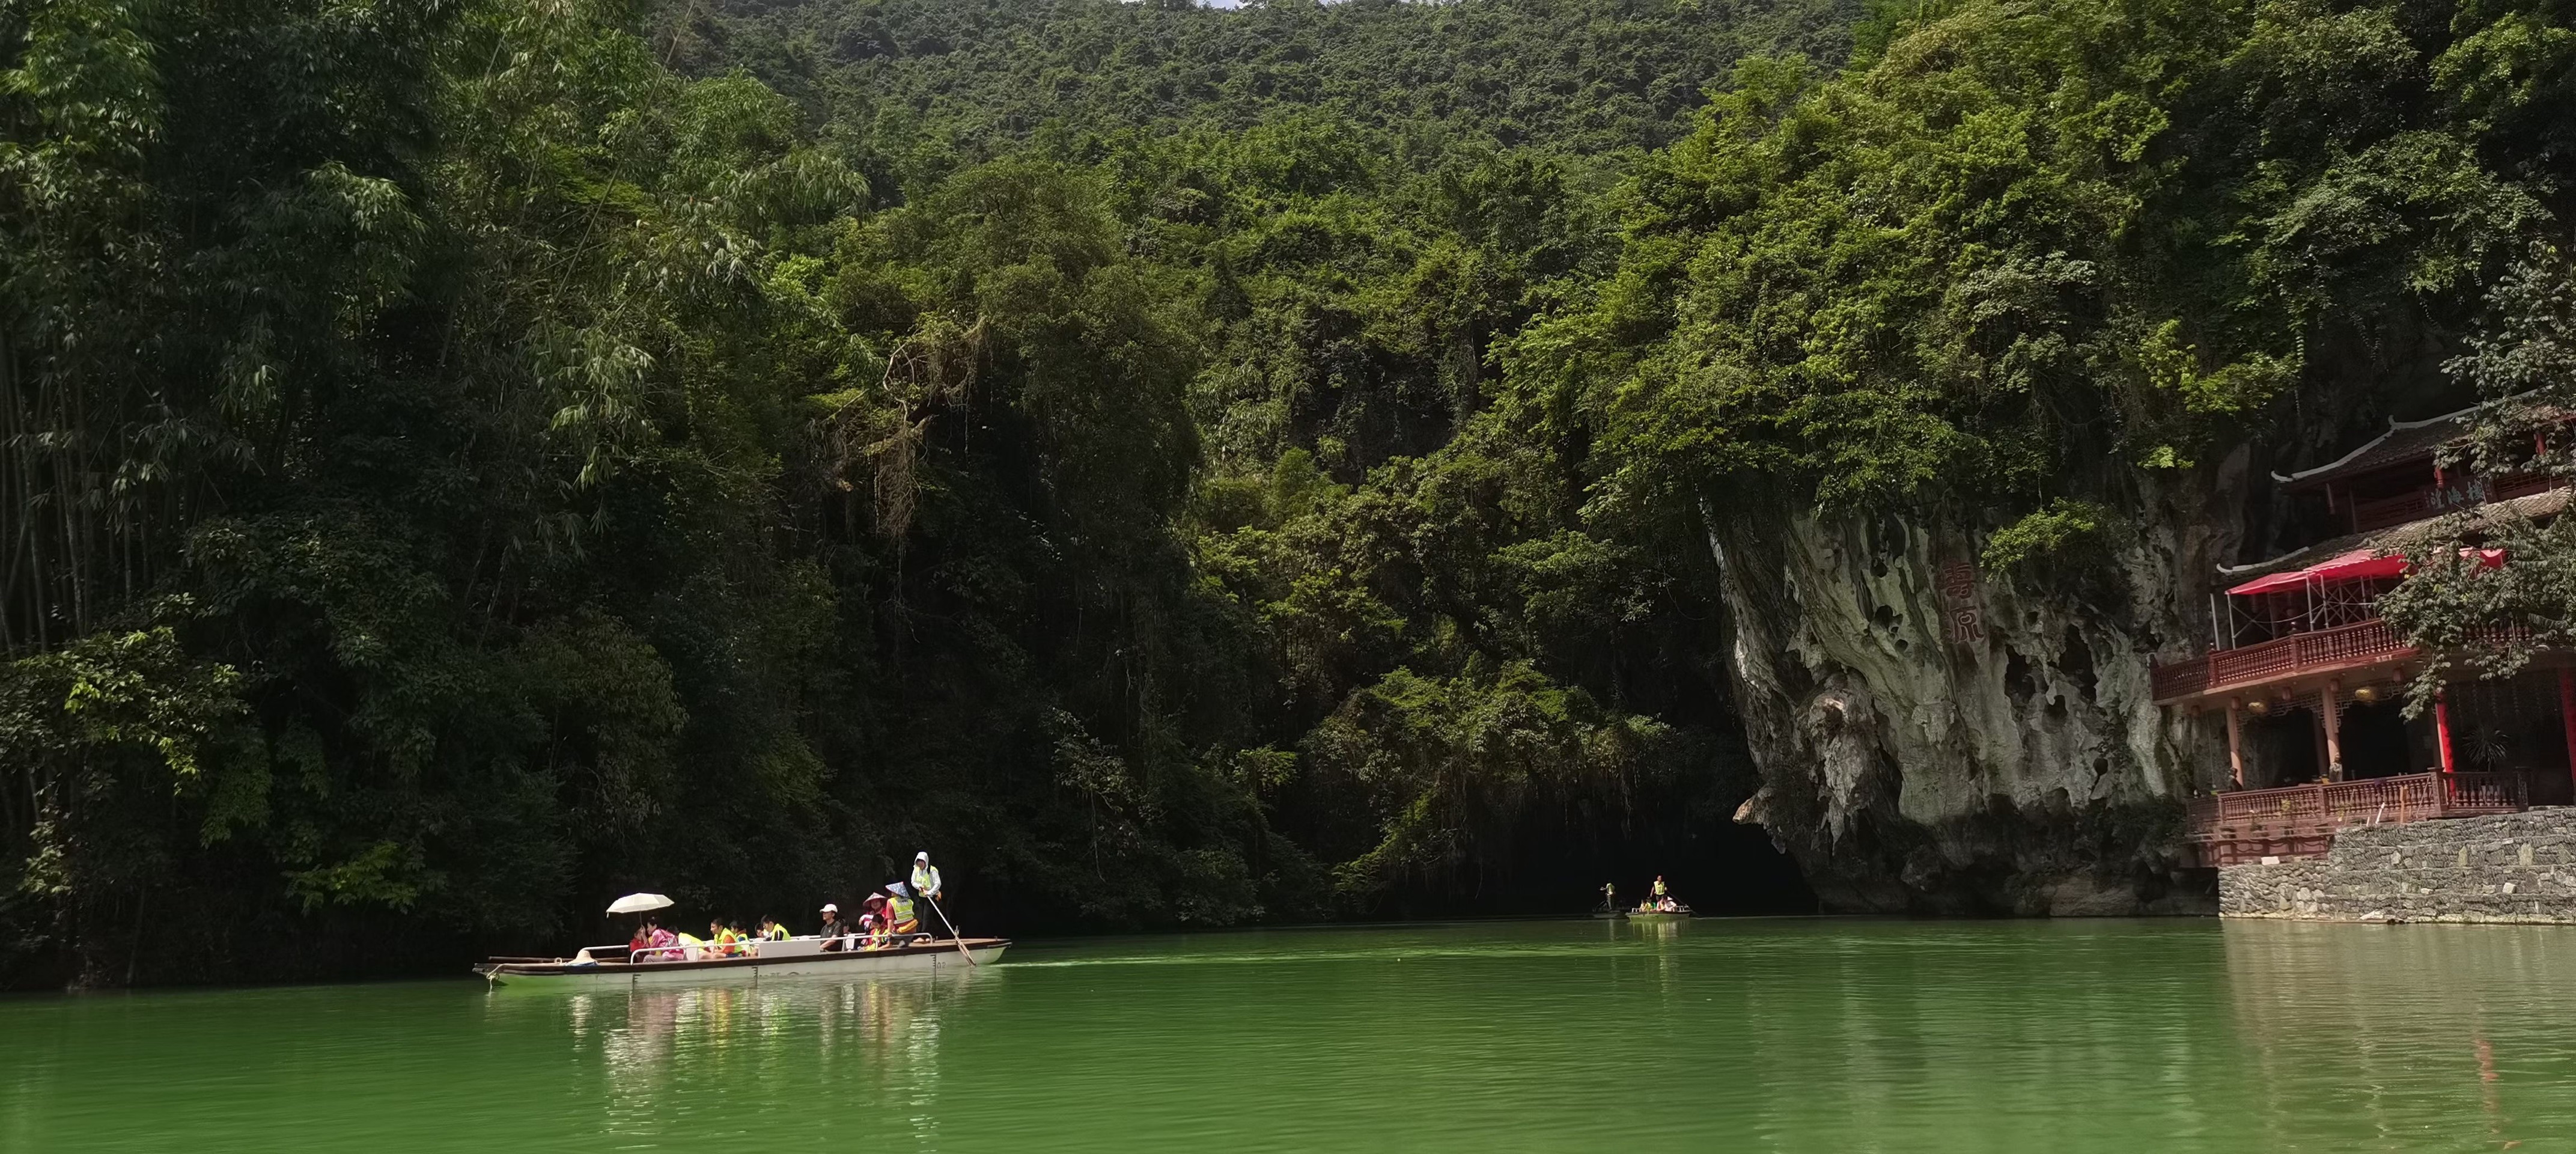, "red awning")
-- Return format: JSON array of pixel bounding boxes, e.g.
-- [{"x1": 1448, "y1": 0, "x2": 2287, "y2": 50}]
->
[
  {"x1": 2304, "y1": 548, "x2": 2411, "y2": 583},
  {"x1": 2226, "y1": 547, "x2": 2505, "y2": 596},
  {"x1": 2224, "y1": 569, "x2": 2313, "y2": 596}
]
